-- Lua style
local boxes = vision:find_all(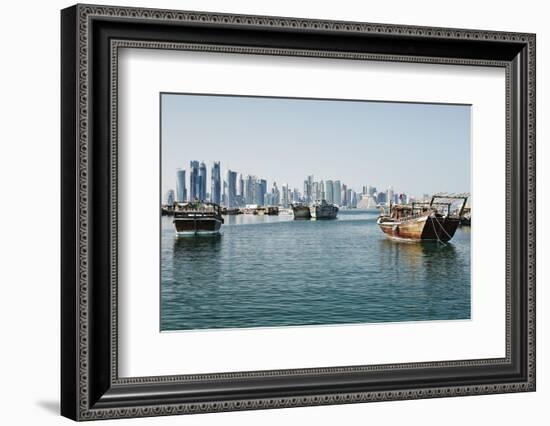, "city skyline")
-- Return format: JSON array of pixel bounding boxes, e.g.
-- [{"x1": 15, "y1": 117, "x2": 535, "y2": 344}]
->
[
  {"x1": 164, "y1": 159, "x2": 424, "y2": 209},
  {"x1": 161, "y1": 93, "x2": 471, "y2": 198}
]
